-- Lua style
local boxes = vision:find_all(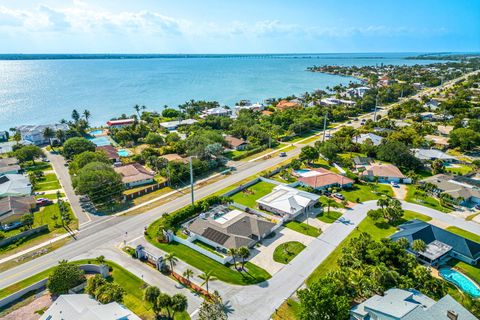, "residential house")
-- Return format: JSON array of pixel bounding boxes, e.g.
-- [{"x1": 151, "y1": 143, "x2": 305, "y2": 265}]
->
[
  {"x1": 187, "y1": 208, "x2": 275, "y2": 251},
  {"x1": 202, "y1": 107, "x2": 232, "y2": 117},
  {"x1": 0, "y1": 158, "x2": 21, "y2": 176},
  {"x1": 391, "y1": 219, "x2": 480, "y2": 266},
  {"x1": 17, "y1": 124, "x2": 69, "y2": 145},
  {"x1": 96, "y1": 145, "x2": 120, "y2": 163},
  {"x1": 437, "y1": 125, "x2": 454, "y2": 136},
  {"x1": 256, "y1": 185, "x2": 319, "y2": 218},
  {"x1": 0, "y1": 142, "x2": 15, "y2": 154},
  {"x1": 353, "y1": 156, "x2": 373, "y2": 169},
  {"x1": 377, "y1": 76, "x2": 395, "y2": 87},
  {"x1": 275, "y1": 100, "x2": 301, "y2": 111},
  {"x1": 293, "y1": 168, "x2": 354, "y2": 190},
  {"x1": 0, "y1": 174, "x2": 32, "y2": 197},
  {"x1": 411, "y1": 149, "x2": 458, "y2": 163},
  {"x1": 413, "y1": 82, "x2": 424, "y2": 90},
  {"x1": 424, "y1": 99, "x2": 440, "y2": 110},
  {"x1": 160, "y1": 153, "x2": 189, "y2": 164},
  {"x1": 345, "y1": 86, "x2": 370, "y2": 98},
  {"x1": 159, "y1": 119, "x2": 197, "y2": 130},
  {"x1": 106, "y1": 118, "x2": 135, "y2": 128},
  {"x1": 350, "y1": 288, "x2": 476, "y2": 320},
  {"x1": 224, "y1": 135, "x2": 248, "y2": 151},
  {"x1": 0, "y1": 196, "x2": 36, "y2": 229},
  {"x1": 320, "y1": 97, "x2": 355, "y2": 107},
  {"x1": 352, "y1": 133, "x2": 383, "y2": 146},
  {"x1": 114, "y1": 163, "x2": 155, "y2": 189},
  {"x1": 361, "y1": 163, "x2": 410, "y2": 183},
  {"x1": 425, "y1": 135, "x2": 450, "y2": 149},
  {"x1": 40, "y1": 294, "x2": 141, "y2": 320},
  {"x1": 0, "y1": 131, "x2": 8, "y2": 142},
  {"x1": 233, "y1": 102, "x2": 264, "y2": 115},
  {"x1": 419, "y1": 112, "x2": 435, "y2": 120},
  {"x1": 421, "y1": 174, "x2": 480, "y2": 205},
  {"x1": 261, "y1": 110, "x2": 274, "y2": 116}
]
